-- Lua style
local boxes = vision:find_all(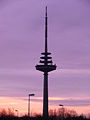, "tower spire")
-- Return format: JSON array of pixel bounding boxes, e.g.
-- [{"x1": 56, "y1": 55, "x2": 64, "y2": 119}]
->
[{"x1": 45, "y1": 6, "x2": 48, "y2": 53}]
